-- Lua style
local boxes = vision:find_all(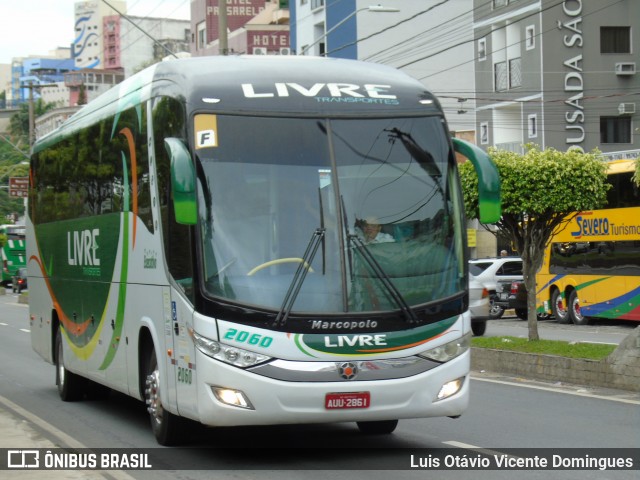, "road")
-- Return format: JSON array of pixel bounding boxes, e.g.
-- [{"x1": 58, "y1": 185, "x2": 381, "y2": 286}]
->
[
  {"x1": 0, "y1": 292, "x2": 638, "y2": 479},
  {"x1": 486, "y1": 312, "x2": 635, "y2": 344}
]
